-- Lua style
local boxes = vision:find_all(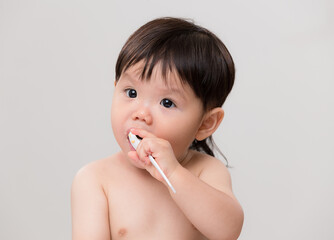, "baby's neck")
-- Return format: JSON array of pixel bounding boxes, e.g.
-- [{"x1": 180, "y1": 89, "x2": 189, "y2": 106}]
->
[{"x1": 178, "y1": 150, "x2": 194, "y2": 167}]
